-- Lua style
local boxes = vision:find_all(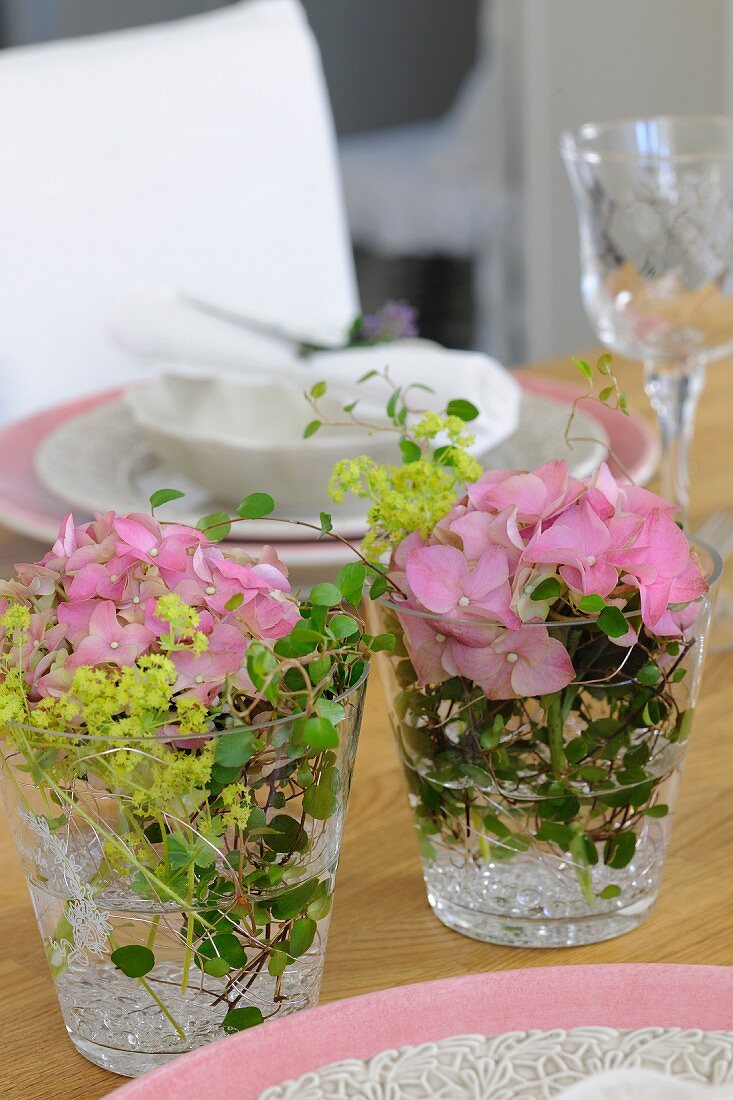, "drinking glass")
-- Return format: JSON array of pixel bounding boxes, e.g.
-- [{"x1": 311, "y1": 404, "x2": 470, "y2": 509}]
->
[{"x1": 560, "y1": 116, "x2": 733, "y2": 523}]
